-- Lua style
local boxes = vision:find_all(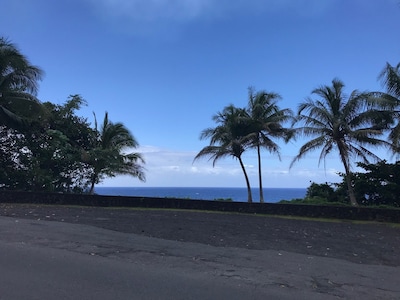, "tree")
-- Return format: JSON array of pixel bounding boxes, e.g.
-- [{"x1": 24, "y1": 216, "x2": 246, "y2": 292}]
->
[
  {"x1": 86, "y1": 112, "x2": 145, "y2": 194},
  {"x1": 379, "y1": 62, "x2": 400, "y2": 151},
  {"x1": 0, "y1": 94, "x2": 145, "y2": 193},
  {"x1": 333, "y1": 161, "x2": 400, "y2": 207},
  {"x1": 194, "y1": 105, "x2": 254, "y2": 202},
  {"x1": 0, "y1": 95, "x2": 101, "y2": 193},
  {"x1": 352, "y1": 161, "x2": 400, "y2": 207},
  {"x1": 0, "y1": 126, "x2": 29, "y2": 189},
  {"x1": 37, "y1": 95, "x2": 96, "y2": 192},
  {"x1": 291, "y1": 79, "x2": 391, "y2": 206},
  {"x1": 10, "y1": 95, "x2": 96, "y2": 192},
  {"x1": 304, "y1": 182, "x2": 345, "y2": 203},
  {"x1": 246, "y1": 88, "x2": 294, "y2": 203},
  {"x1": 0, "y1": 37, "x2": 44, "y2": 129}
]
